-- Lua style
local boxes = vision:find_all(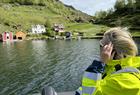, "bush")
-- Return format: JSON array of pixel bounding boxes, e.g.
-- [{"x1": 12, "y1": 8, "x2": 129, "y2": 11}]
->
[
  {"x1": 0, "y1": 0, "x2": 47, "y2": 6},
  {"x1": 46, "y1": 29, "x2": 55, "y2": 37}
]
